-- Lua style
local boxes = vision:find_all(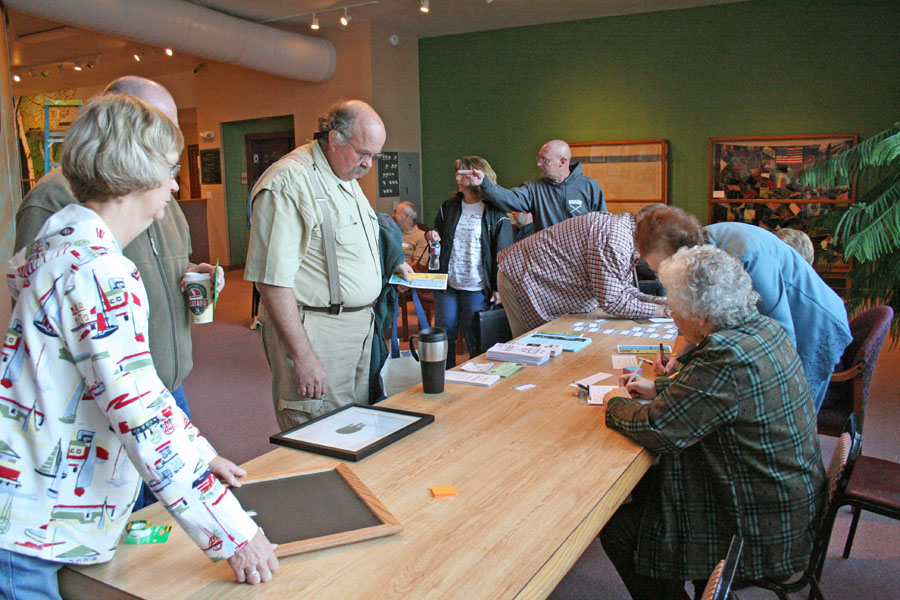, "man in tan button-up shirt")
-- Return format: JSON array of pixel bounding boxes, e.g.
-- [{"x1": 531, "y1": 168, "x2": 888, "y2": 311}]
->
[{"x1": 245, "y1": 100, "x2": 385, "y2": 429}]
